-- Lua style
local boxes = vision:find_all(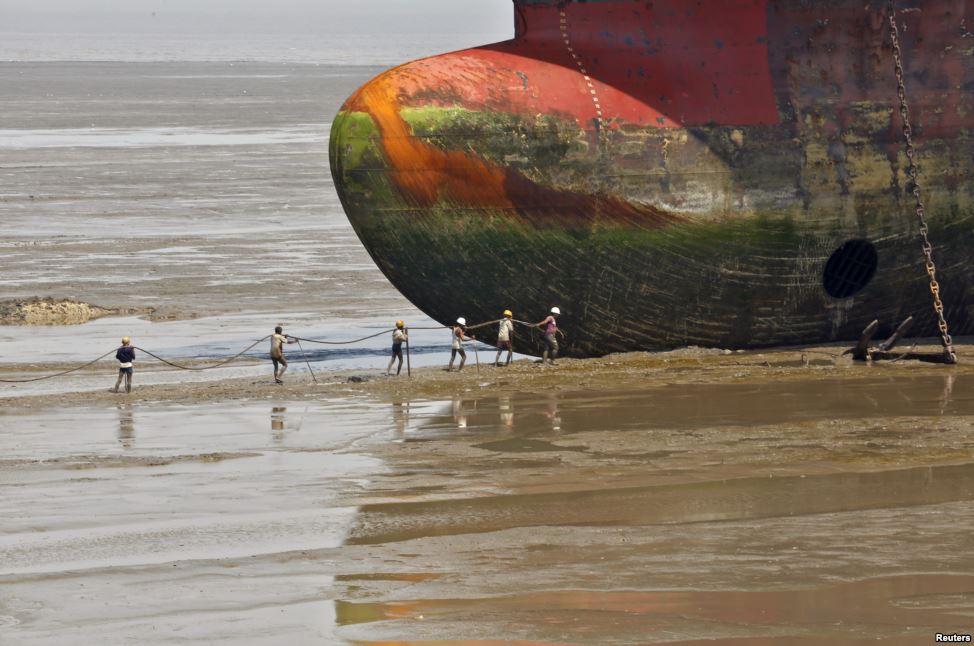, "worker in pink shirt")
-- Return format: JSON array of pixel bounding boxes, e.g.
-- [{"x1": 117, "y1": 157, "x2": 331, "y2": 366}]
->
[{"x1": 536, "y1": 306, "x2": 563, "y2": 366}]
